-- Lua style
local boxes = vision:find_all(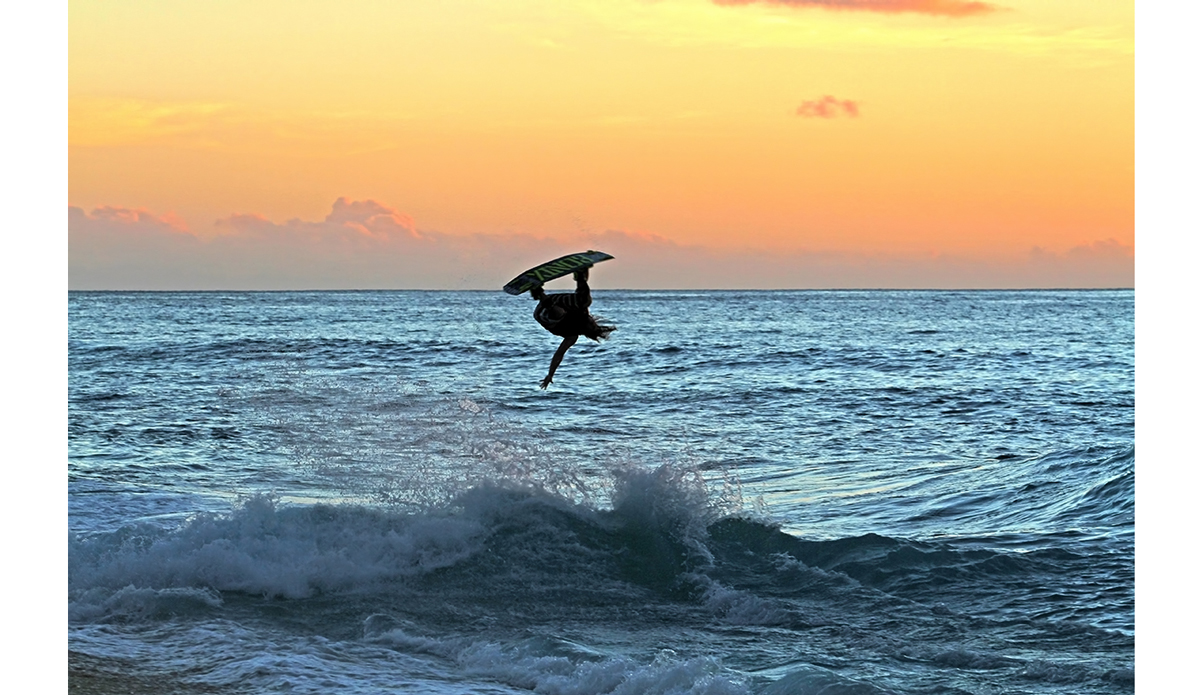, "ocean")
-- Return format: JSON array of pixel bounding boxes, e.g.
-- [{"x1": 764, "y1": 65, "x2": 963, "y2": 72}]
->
[{"x1": 67, "y1": 288, "x2": 1134, "y2": 694}]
